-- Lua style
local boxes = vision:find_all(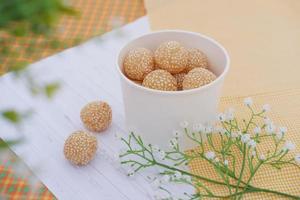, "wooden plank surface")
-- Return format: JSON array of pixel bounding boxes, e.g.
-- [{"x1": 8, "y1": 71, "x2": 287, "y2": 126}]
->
[{"x1": 0, "y1": 17, "x2": 157, "y2": 200}]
